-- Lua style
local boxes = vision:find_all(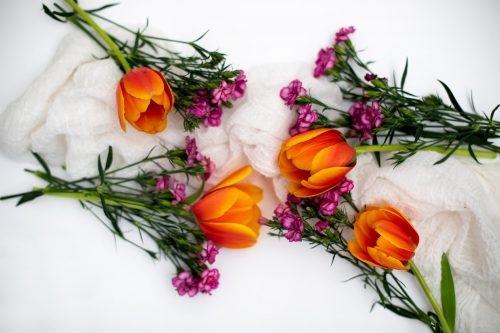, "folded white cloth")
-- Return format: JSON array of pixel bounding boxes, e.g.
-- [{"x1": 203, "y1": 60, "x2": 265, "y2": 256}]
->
[{"x1": 1, "y1": 31, "x2": 499, "y2": 333}]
